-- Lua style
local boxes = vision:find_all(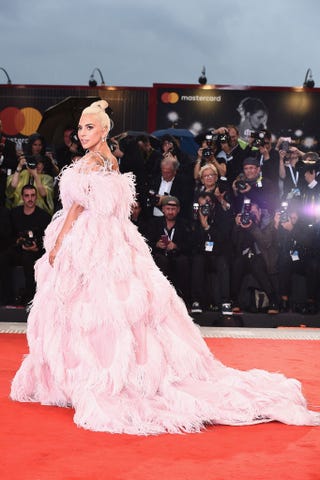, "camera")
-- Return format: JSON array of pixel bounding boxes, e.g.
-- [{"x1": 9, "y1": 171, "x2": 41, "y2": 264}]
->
[
  {"x1": 192, "y1": 202, "x2": 200, "y2": 220},
  {"x1": 279, "y1": 201, "x2": 289, "y2": 223},
  {"x1": 147, "y1": 189, "x2": 160, "y2": 207},
  {"x1": 240, "y1": 199, "x2": 252, "y2": 225},
  {"x1": 200, "y1": 202, "x2": 211, "y2": 216},
  {"x1": 250, "y1": 130, "x2": 267, "y2": 148},
  {"x1": 218, "y1": 132, "x2": 230, "y2": 144},
  {"x1": 22, "y1": 230, "x2": 35, "y2": 247},
  {"x1": 26, "y1": 155, "x2": 38, "y2": 170},
  {"x1": 205, "y1": 133, "x2": 218, "y2": 145},
  {"x1": 25, "y1": 154, "x2": 41, "y2": 169},
  {"x1": 202, "y1": 147, "x2": 214, "y2": 158},
  {"x1": 235, "y1": 174, "x2": 247, "y2": 192},
  {"x1": 279, "y1": 138, "x2": 291, "y2": 152}
]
